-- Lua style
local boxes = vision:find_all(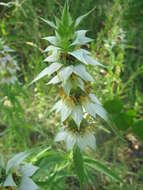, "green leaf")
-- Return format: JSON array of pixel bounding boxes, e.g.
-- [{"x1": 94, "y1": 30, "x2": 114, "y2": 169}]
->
[
  {"x1": 61, "y1": 0, "x2": 72, "y2": 27},
  {"x1": 40, "y1": 17, "x2": 57, "y2": 29},
  {"x1": 75, "y1": 7, "x2": 96, "y2": 27},
  {"x1": 72, "y1": 105, "x2": 83, "y2": 128},
  {"x1": 31, "y1": 62, "x2": 62, "y2": 84},
  {"x1": 4, "y1": 174, "x2": 16, "y2": 187},
  {"x1": 6, "y1": 152, "x2": 29, "y2": 173},
  {"x1": 131, "y1": 120, "x2": 143, "y2": 140},
  {"x1": 84, "y1": 157, "x2": 122, "y2": 182},
  {"x1": 73, "y1": 65, "x2": 94, "y2": 82},
  {"x1": 73, "y1": 147, "x2": 84, "y2": 189},
  {"x1": 113, "y1": 111, "x2": 134, "y2": 131},
  {"x1": 19, "y1": 177, "x2": 38, "y2": 190},
  {"x1": 104, "y1": 98, "x2": 123, "y2": 114}
]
